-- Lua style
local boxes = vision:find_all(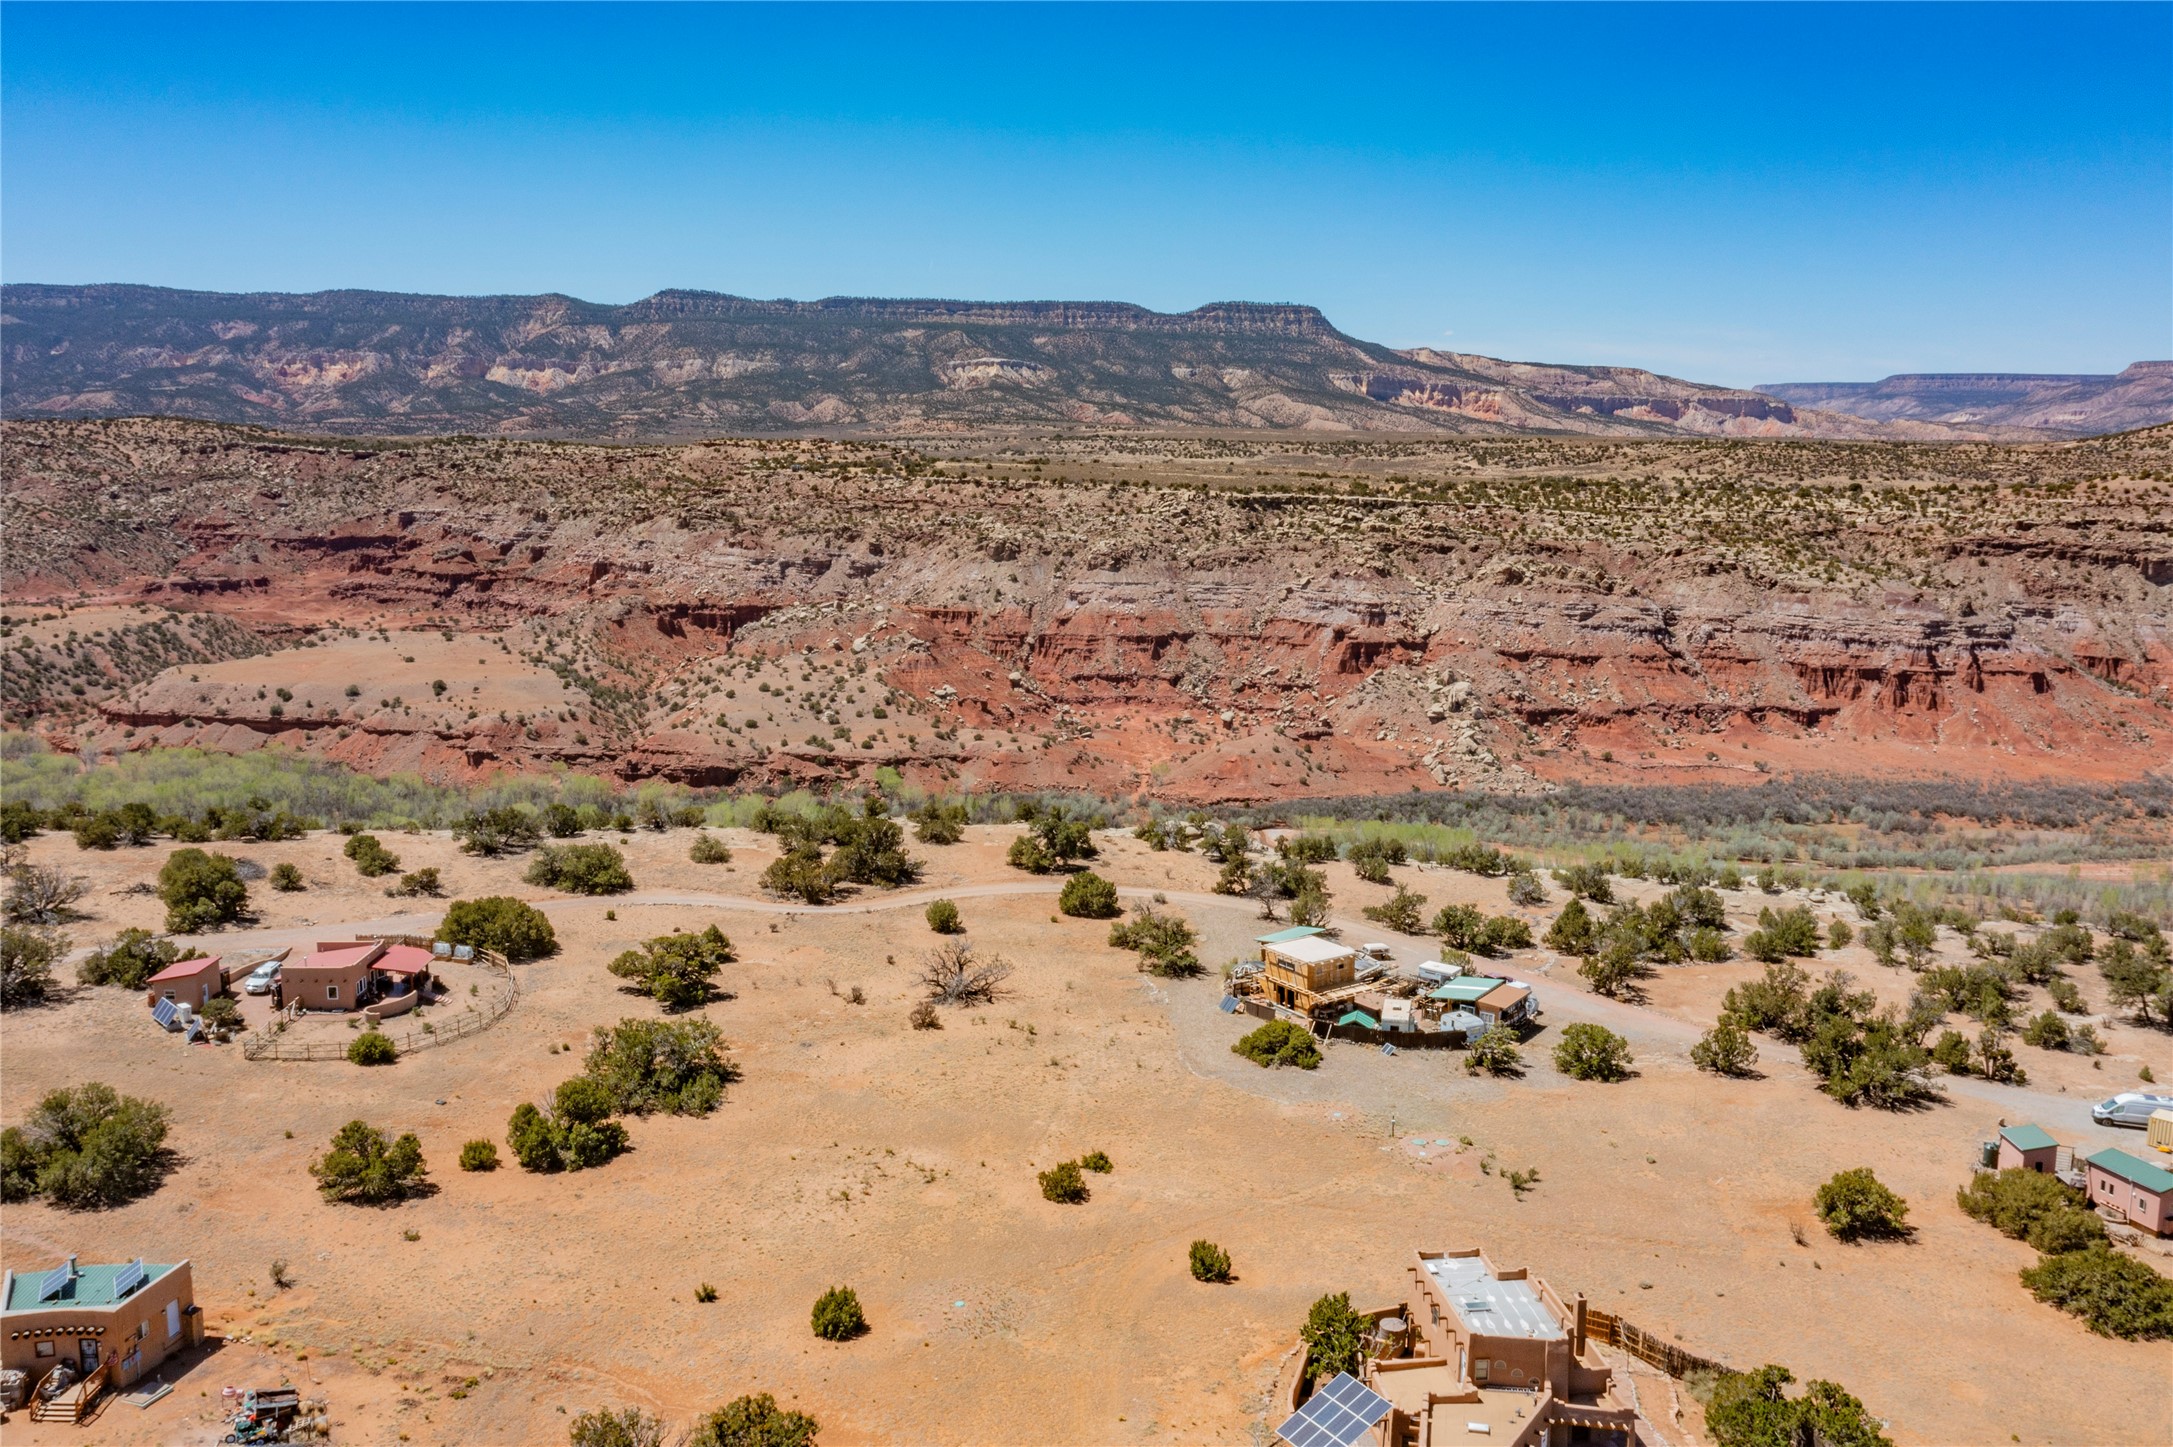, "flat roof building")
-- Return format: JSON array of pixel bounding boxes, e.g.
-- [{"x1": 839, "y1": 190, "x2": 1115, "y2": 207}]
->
[
  {"x1": 2084, "y1": 1148, "x2": 2173, "y2": 1237},
  {"x1": 2, "y1": 1256, "x2": 201, "y2": 1418}
]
